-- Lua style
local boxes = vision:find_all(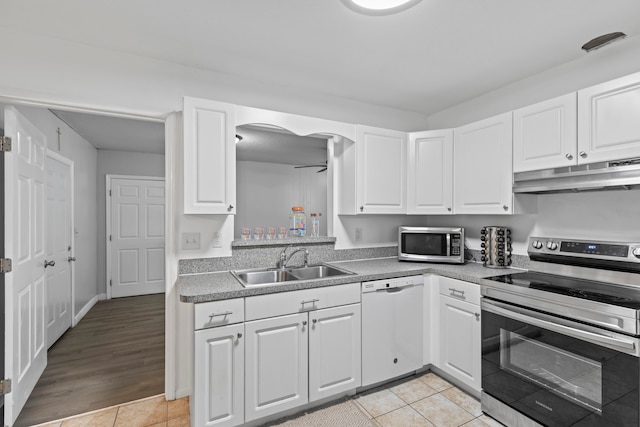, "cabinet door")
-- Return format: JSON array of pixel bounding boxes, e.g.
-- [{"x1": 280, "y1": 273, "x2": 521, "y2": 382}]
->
[
  {"x1": 309, "y1": 304, "x2": 361, "y2": 402},
  {"x1": 245, "y1": 313, "x2": 308, "y2": 422},
  {"x1": 194, "y1": 324, "x2": 244, "y2": 427},
  {"x1": 513, "y1": 93, "x2": 577, "y2": 172},
  {"x1": 407, "y1": 130, "x2": 453, "y2": 214},
  {"x1": 578, "y1": 72, "x2": 640, "y2": 164},
  {"x1": 183, "y1": 97, "x2": 236, "y2": 214},
  {"x1": 356, "y1": 125, "x2": 407, "y2": 214},
  {"x1": 438, "y1": 295, "x2": 481, "y2": 392},
  {"x1": 454, "y1": 112, "x2": 513, "y2": 214}
]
